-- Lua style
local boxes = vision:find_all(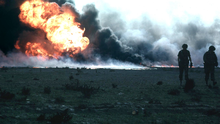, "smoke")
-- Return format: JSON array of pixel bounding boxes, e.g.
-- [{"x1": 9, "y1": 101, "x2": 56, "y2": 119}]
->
[
  {"x1": 74, "y1": 0, "x2": 220, "y2": 66},
  {"x1": 1, "y1": 0, "x2": 220, "y2": 68},
  {"x1": 0, "y1": 50, "x2": 143, "y2": 69}
]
